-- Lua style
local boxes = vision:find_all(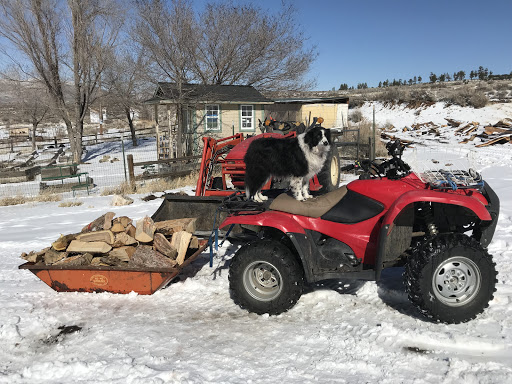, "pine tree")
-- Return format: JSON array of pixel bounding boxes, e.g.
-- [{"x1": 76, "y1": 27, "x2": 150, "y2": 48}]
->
[{"x1": 429, "y1": 72, "x2": 437, "y2": 83}]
